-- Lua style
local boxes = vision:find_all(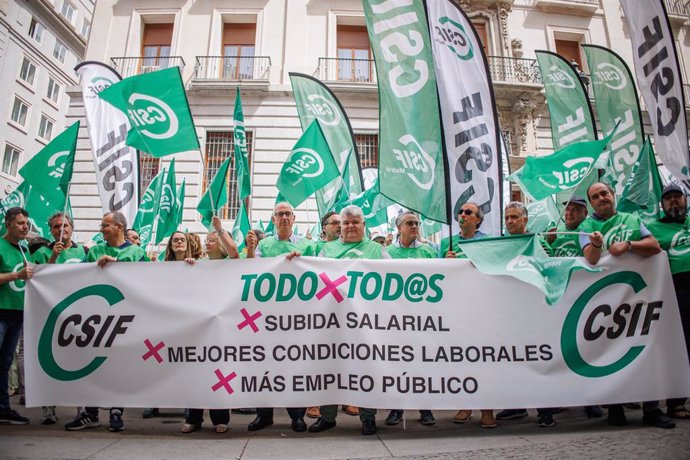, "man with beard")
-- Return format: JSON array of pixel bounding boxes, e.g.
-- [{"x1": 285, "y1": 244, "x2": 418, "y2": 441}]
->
[
  {"x1": 647, "y1": 183, "x2": 690, "y2": 420},
  {"x1": 580, "y1": 182, "x2": 673, "y2": 429}
]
